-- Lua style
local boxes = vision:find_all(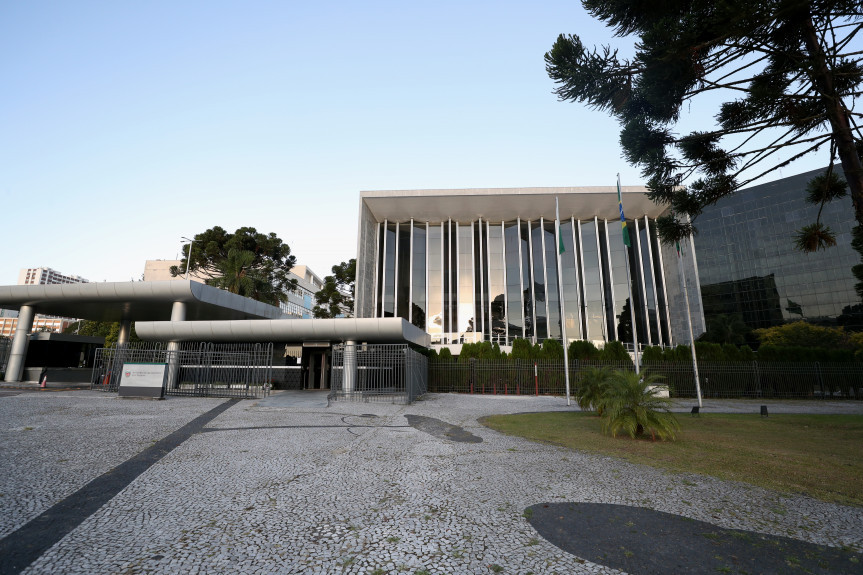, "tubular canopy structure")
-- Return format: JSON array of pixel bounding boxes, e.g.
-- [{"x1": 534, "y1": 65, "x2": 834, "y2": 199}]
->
[
  {"x1": 135, "y1": 317, "x2": 431, "y2": 347},
  {"x1": 0, "y1": 280, "x2": 286, "y2": 383}
]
